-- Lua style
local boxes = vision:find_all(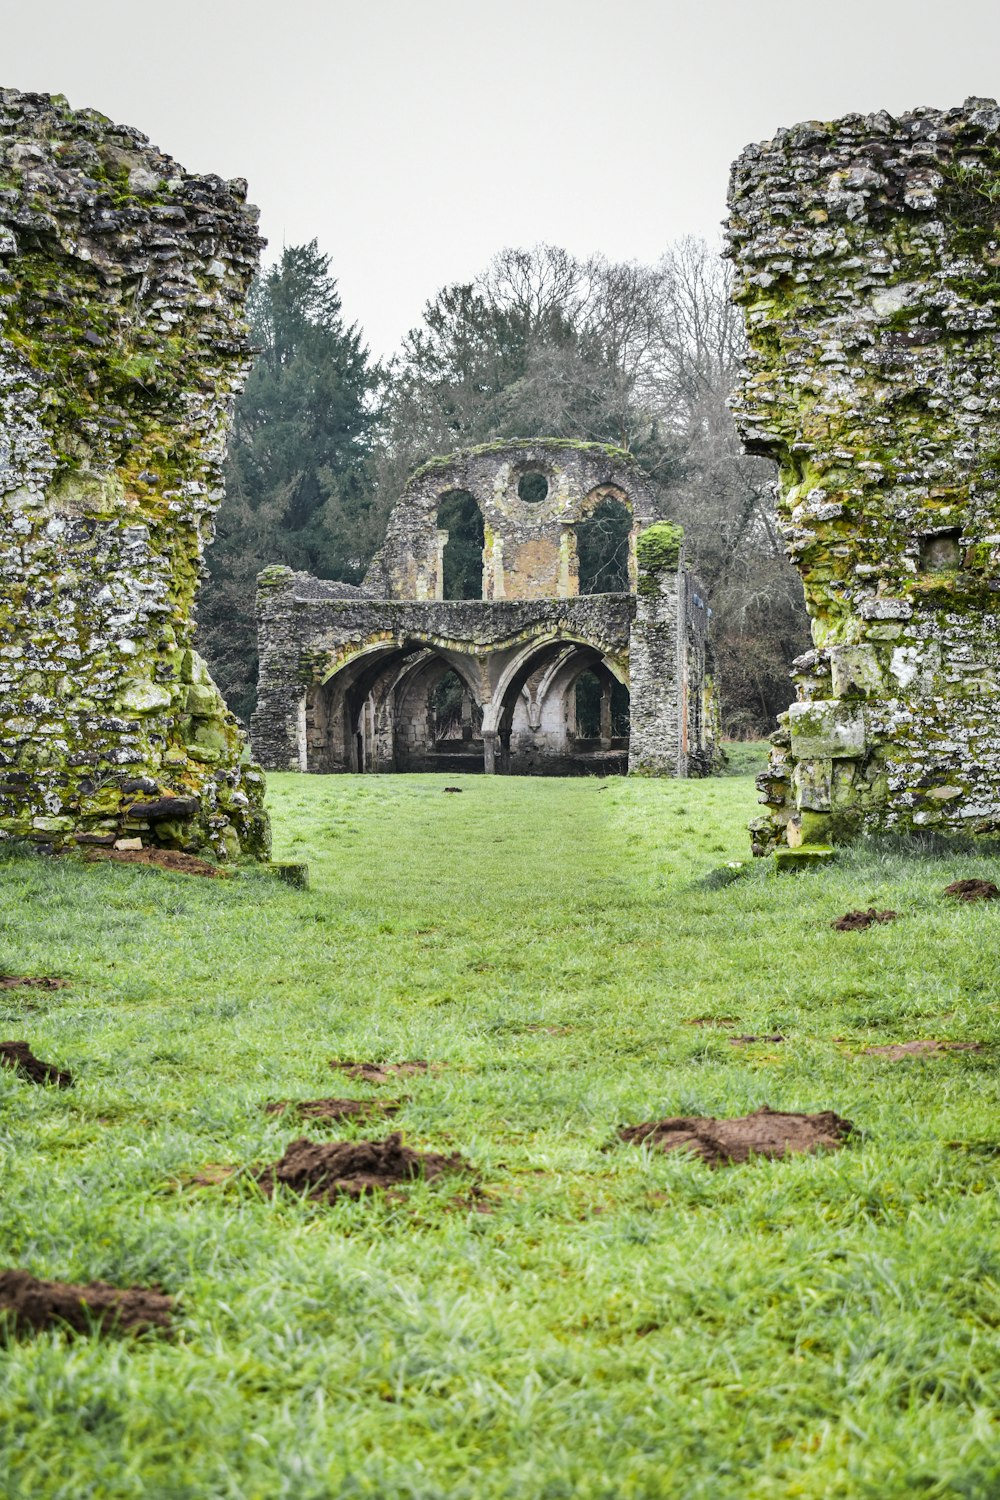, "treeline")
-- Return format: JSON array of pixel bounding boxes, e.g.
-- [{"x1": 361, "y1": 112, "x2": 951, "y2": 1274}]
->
[{"x1": 197, "y1": 238, "x2": 809, "y2": 734}]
